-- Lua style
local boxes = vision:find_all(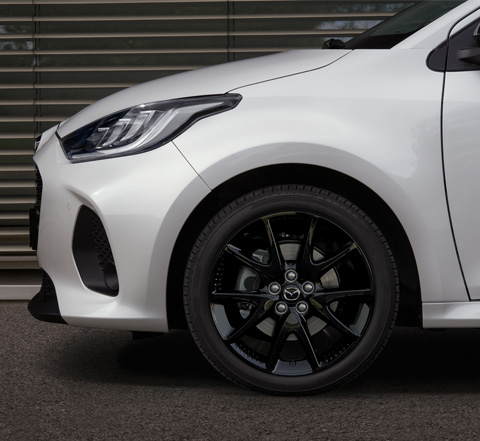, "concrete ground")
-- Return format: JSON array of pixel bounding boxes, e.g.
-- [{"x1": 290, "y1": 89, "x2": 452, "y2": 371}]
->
[{"x1": 2, "y1": 302, "x2": 480, "y2": 441}]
